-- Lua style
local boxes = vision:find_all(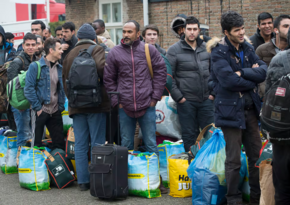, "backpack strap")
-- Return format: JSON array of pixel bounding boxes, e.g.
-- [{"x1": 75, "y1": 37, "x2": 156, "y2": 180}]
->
[
  {"x1": 35, "y1": 61, "x2": 41, "y2": 80},
  {"x1": 17, "y1": 56, "x2": 25, "y2": 69},
  {"x1": 87, "y1": 45, "x2": 97, "y2": 55},
  {"x1": 145, "y1": 43, "x2": 153, "y2": 79}
]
